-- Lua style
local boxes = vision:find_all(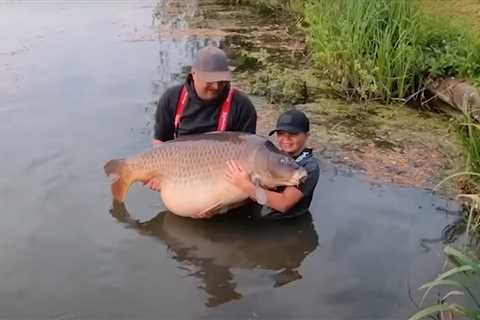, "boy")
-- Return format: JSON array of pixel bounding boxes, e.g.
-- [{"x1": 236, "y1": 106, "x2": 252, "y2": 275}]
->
[{"x1": 225, "y1": 110, "x2": 320, "y2": 219}]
